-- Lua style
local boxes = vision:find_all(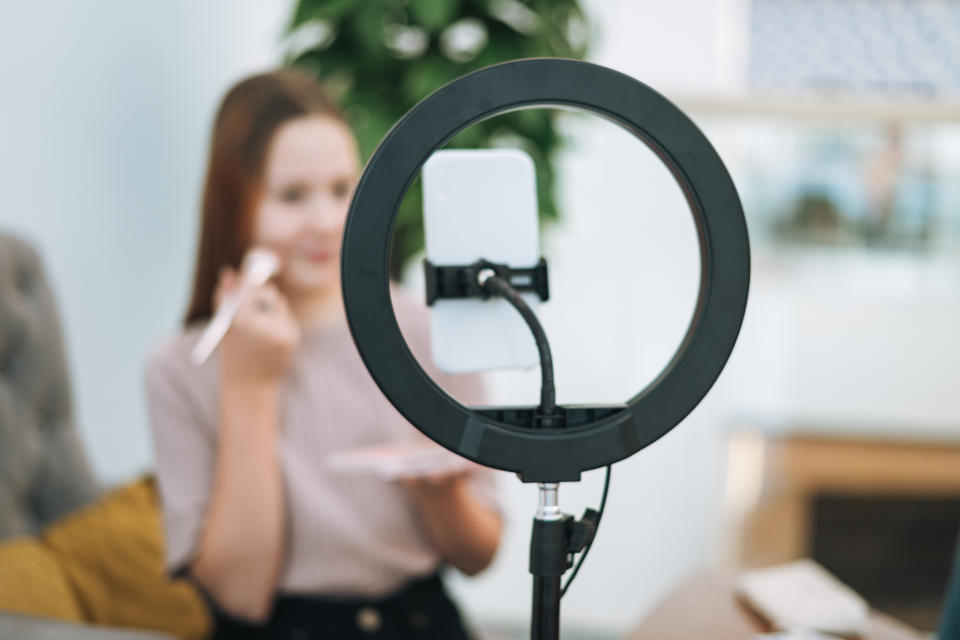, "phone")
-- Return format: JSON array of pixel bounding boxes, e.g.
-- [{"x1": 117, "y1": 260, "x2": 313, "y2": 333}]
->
[{"x1": 422, "y1": 149, "x2": 542, "y2": 373}]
